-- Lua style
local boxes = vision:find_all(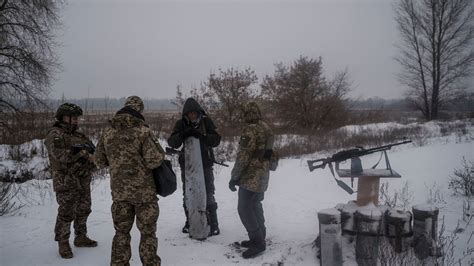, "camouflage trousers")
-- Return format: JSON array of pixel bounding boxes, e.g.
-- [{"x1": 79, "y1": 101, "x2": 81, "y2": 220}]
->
[
  {"x1": 111, "y1": 201, "x2": 160, "y2": 266},
  {"x1": 54, "y1": 186, "x2": 92, "y2": 241}
]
